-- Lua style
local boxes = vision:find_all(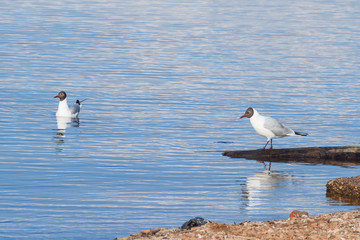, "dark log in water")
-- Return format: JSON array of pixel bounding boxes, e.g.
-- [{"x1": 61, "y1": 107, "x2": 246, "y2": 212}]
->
[{"x1": 222, "y1": 146, "x2": 360, "y2": 166}]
